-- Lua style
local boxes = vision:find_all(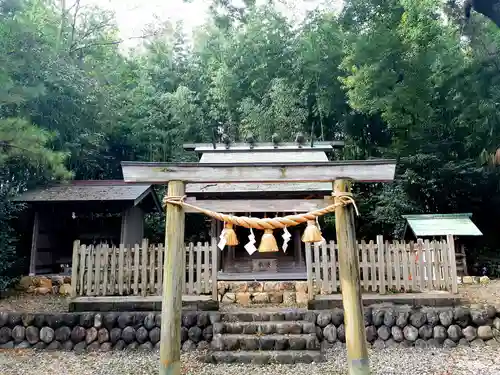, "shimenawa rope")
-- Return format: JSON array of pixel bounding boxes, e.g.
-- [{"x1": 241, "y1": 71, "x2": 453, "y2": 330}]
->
[{"x1": 163, "y1": 191, "x2": 359, "y2": 230}]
